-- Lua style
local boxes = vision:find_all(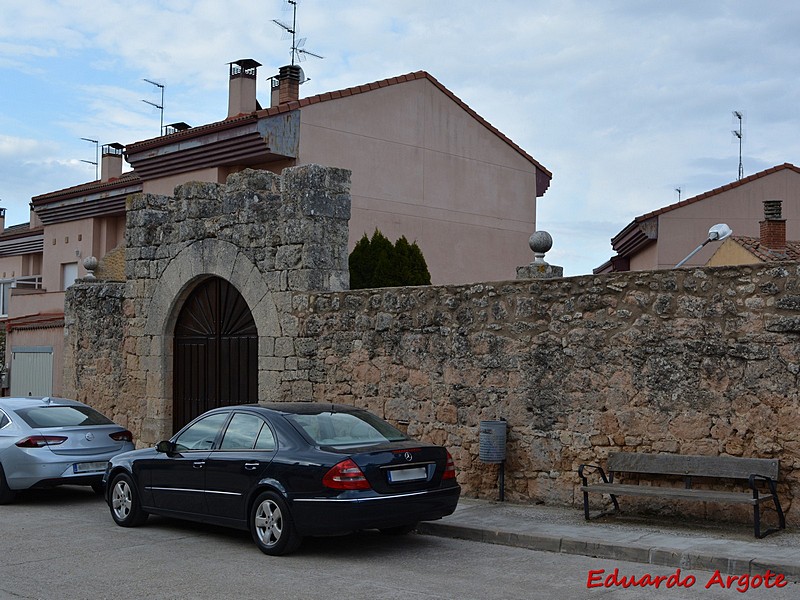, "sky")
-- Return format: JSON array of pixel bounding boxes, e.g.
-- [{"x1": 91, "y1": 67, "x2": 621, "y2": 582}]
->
[{"x1": 2, "y1": 1, "x2": 800, "y2": 276}]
